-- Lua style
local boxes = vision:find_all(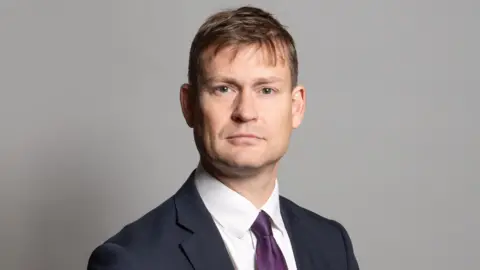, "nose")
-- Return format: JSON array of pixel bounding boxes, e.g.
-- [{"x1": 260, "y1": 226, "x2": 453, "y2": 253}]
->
[{"x1": 231, "y1": 90, "x2": 258, "y2": 123}]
